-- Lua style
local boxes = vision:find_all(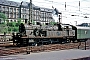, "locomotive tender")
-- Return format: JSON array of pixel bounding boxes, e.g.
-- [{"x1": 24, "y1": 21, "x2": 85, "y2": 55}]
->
[{"x1": 12, "y1": 23, "x2": 90, "y2": 46}]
